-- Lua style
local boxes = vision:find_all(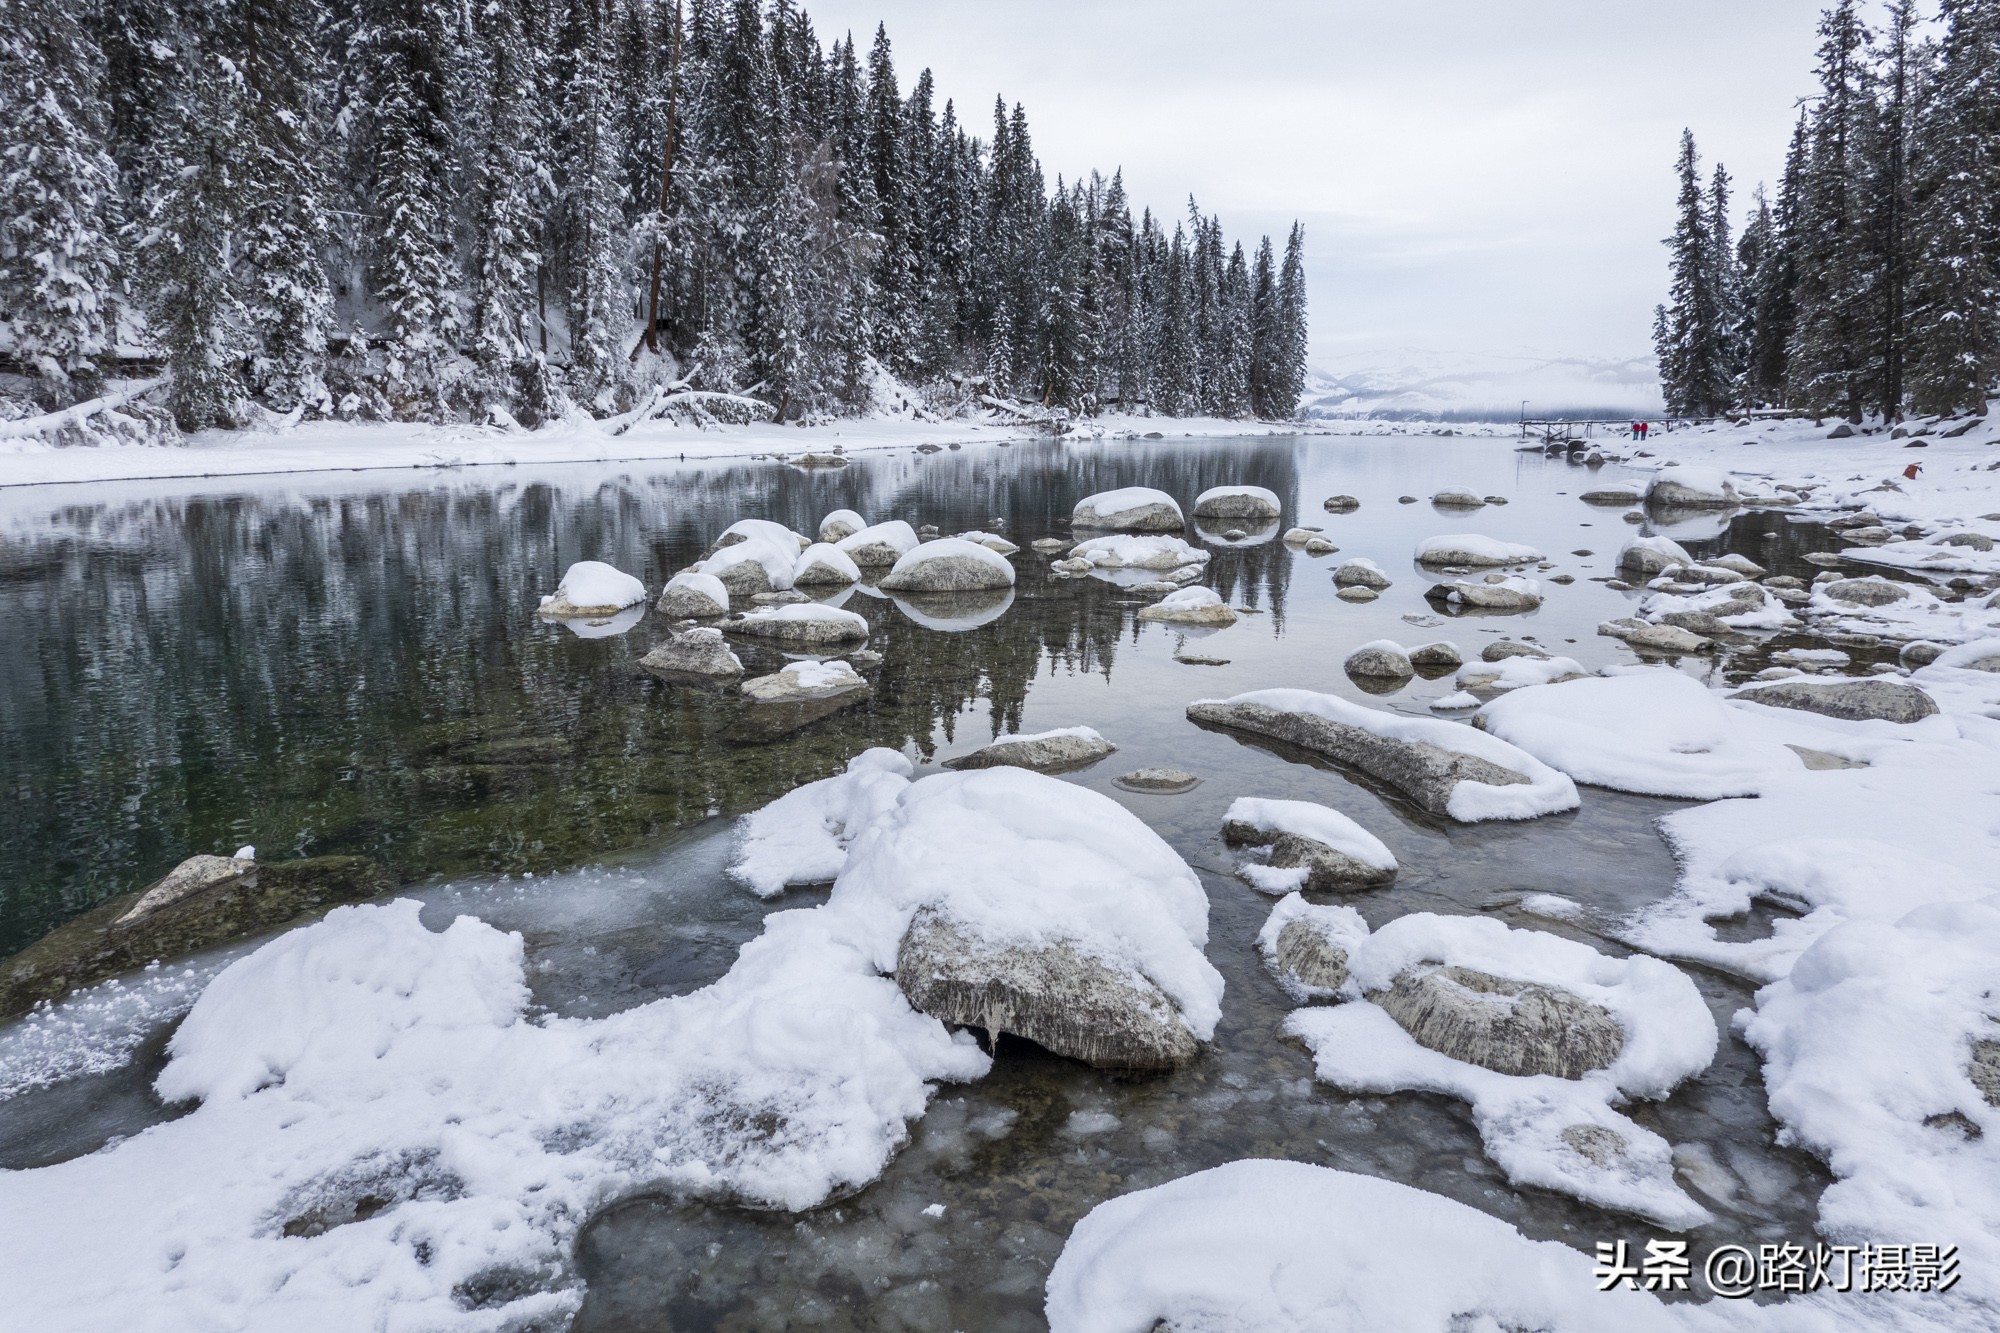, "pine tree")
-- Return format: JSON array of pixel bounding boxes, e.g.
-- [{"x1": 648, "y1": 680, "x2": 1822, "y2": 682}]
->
[
  {"x1": 556, "y1": 0, "x2": 630, "y2": 402},
  {"x1": 1863, "y1": 0, "x2": 1922, "y2": 417},
  {"x1": 0, "y1": 0, "x2": 123, "y2": 405},
  {"x1": 1745, "y1": 116, "x2": 1810, "y2": 407},
  {"x1": 1706, "y1": 163, "x2": 1745, "y2": 398},
  {"x1": 1787, "y1": 0, "x2": 1874, "y2": 420},
  {"x1": 1273, "y1": 222, "x2": 1308, "y2": 417},
  {"x1": 1734, "y1": 185, "x2": 1775, "y2": 405},
  {"x1": 469, "y1": 0, "x2": 551, "y2": 401},
  {"x1": 1906, "y1": 0, "x2": 1999, "y2": 416},
  {"x1": 1656, "y1": 129, "x2": 1730, "y2": 415}
]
